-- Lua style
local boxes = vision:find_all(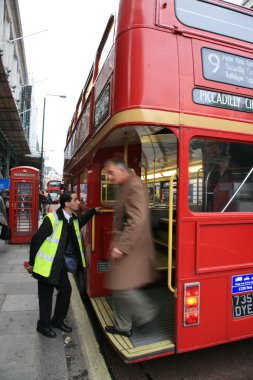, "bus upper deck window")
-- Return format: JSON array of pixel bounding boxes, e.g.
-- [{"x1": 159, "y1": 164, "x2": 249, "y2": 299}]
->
[
  {"x1": 175, "y1": 0, "x2": 253, "y2": 44},
  {"x1": 96, "y1": 16, "x2": 115, "y2": 78}
]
